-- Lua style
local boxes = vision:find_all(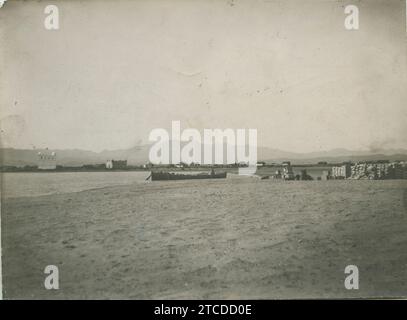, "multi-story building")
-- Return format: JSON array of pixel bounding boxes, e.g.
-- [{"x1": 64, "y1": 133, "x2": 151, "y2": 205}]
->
[
  {"x1": 331, "y1": 163, "x2": 351, "y2": 179},
  {"x1": 349, "y1": 161, "x2": 407, "y2": 180}
]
